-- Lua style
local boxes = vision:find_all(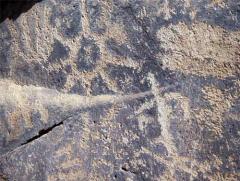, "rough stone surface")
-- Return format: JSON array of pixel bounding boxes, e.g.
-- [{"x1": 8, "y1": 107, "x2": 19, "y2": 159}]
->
[{"x1": 0, "y1": 0, "x2": 239, "y2": 180}]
